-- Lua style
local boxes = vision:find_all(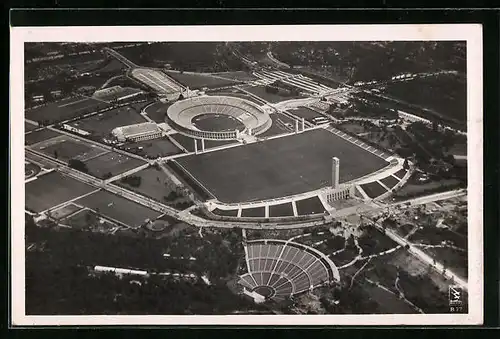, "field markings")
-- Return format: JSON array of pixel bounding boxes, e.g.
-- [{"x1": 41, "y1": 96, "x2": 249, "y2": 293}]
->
[
  {"x1": 41, "y1": 187, "x2": 102, "y2": 215},
  {"x1": 57, "y1": 97, "x2": 89, "y2": 108},
  {"x1": 137, "y1": 73, "x2": 167, "y2": 92},
  {"x1": 78, "y1": 150, "x2": 111, "y2": 162},
  {"x1": 148, "y1": 71, "x2": 178, "y2": 91}
]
